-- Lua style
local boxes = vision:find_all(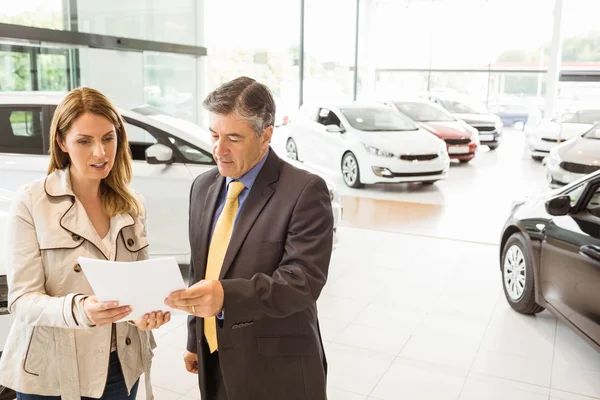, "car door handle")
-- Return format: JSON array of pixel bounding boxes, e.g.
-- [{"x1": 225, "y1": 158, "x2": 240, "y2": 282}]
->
[{"x1": 579, "y1": 245, "x2": 600, "y2": 262}]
